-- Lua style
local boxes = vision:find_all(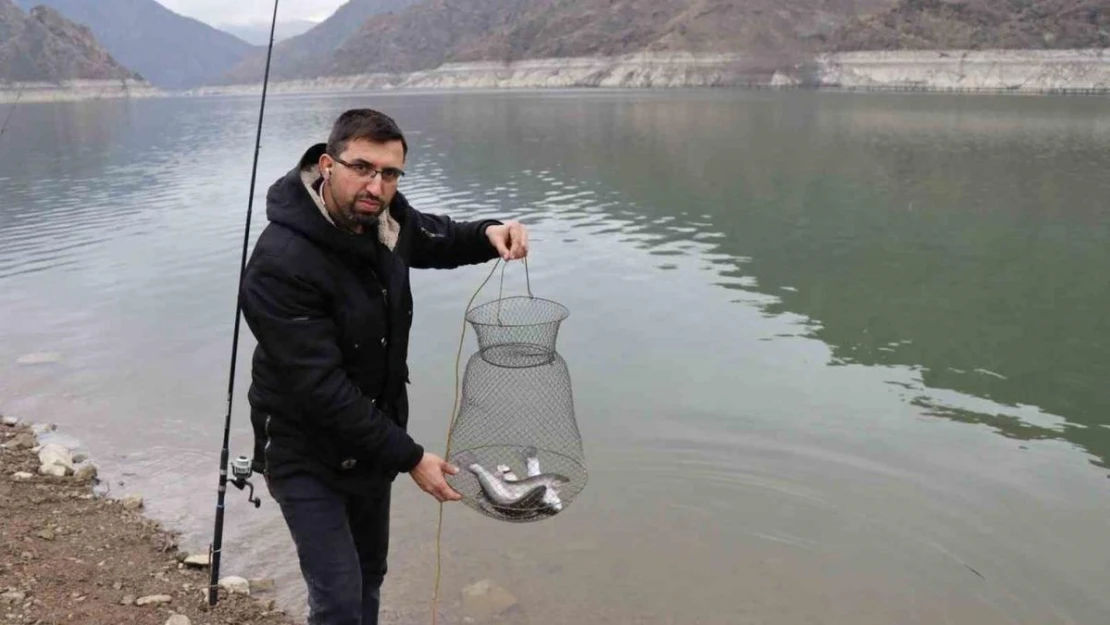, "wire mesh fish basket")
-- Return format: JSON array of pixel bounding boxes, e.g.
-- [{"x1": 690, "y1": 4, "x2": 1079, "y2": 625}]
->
[{"x1": 446, "y1": 260, "x2": 586, "y2": 523}]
